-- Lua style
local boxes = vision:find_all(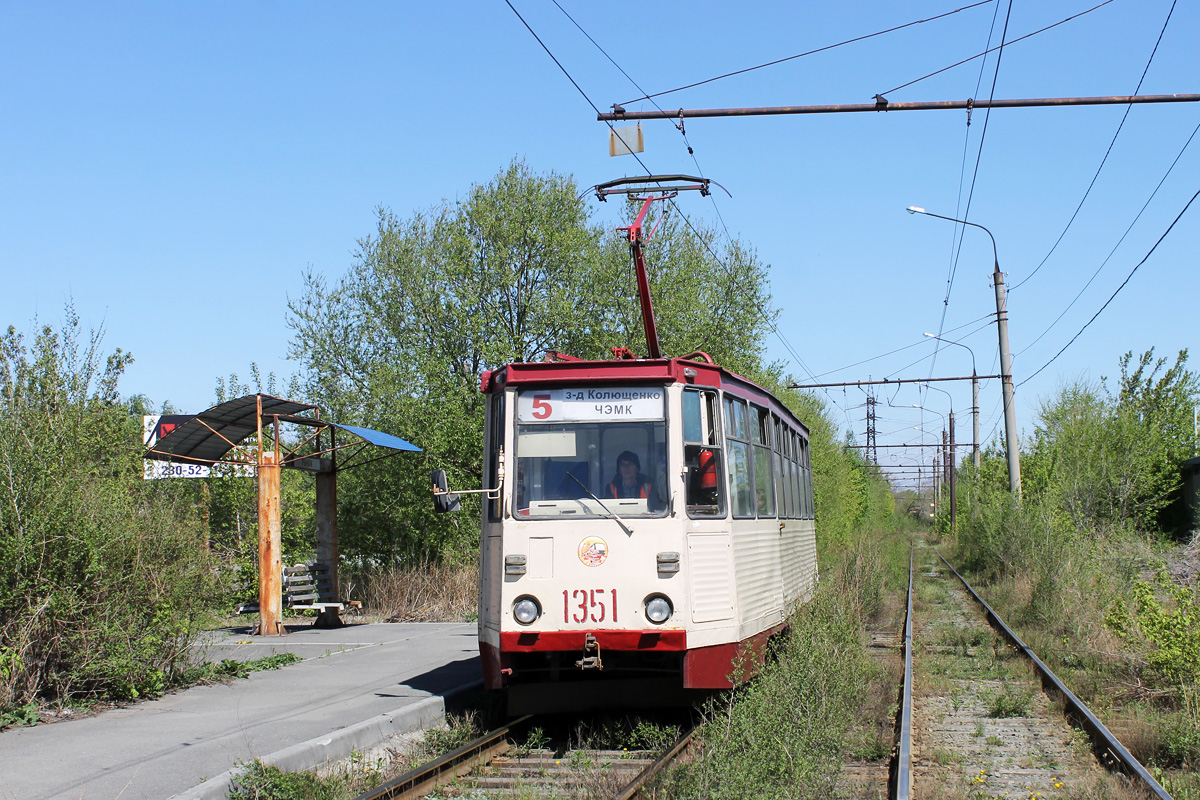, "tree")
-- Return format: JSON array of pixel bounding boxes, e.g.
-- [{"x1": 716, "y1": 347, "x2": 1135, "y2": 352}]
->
[{"x1": 288, "y1": 160, "x2": 781, "y2": 563}]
